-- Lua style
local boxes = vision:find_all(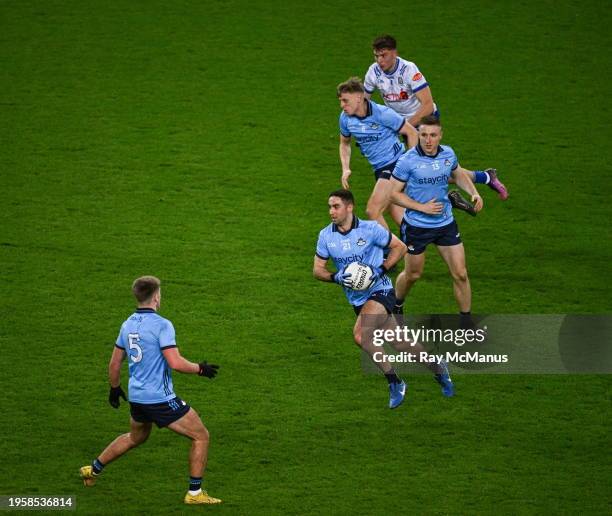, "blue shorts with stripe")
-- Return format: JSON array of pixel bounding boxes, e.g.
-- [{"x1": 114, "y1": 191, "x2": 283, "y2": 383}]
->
[{"x1": 130, "y1": 396, "x2": 190, "y2": 428}]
